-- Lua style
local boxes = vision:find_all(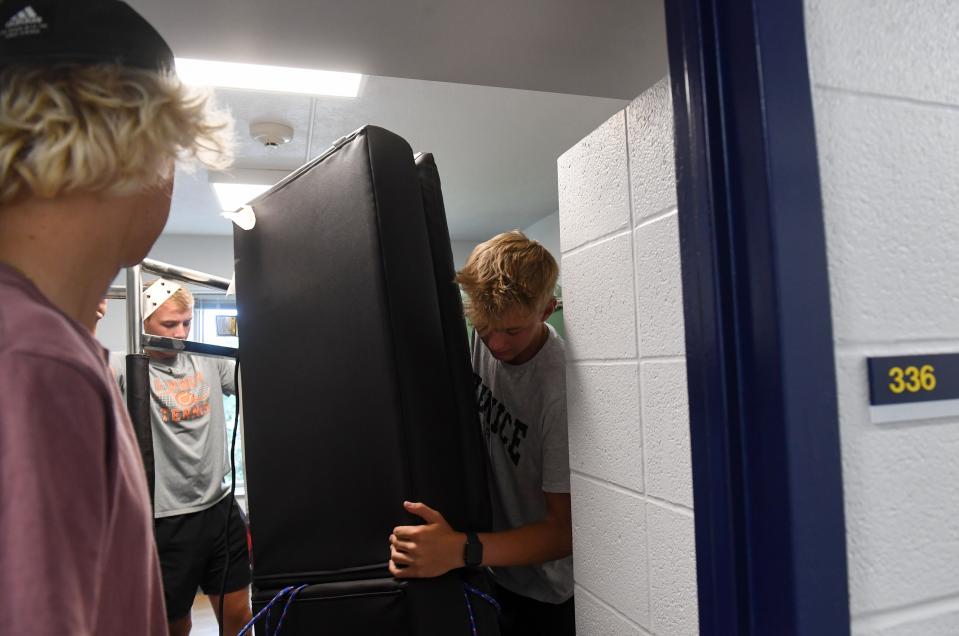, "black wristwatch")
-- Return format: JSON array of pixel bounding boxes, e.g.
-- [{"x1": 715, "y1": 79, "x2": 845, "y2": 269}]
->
[{"x1": 463, "y1": 532, "x2": 483, "y2": 568}]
